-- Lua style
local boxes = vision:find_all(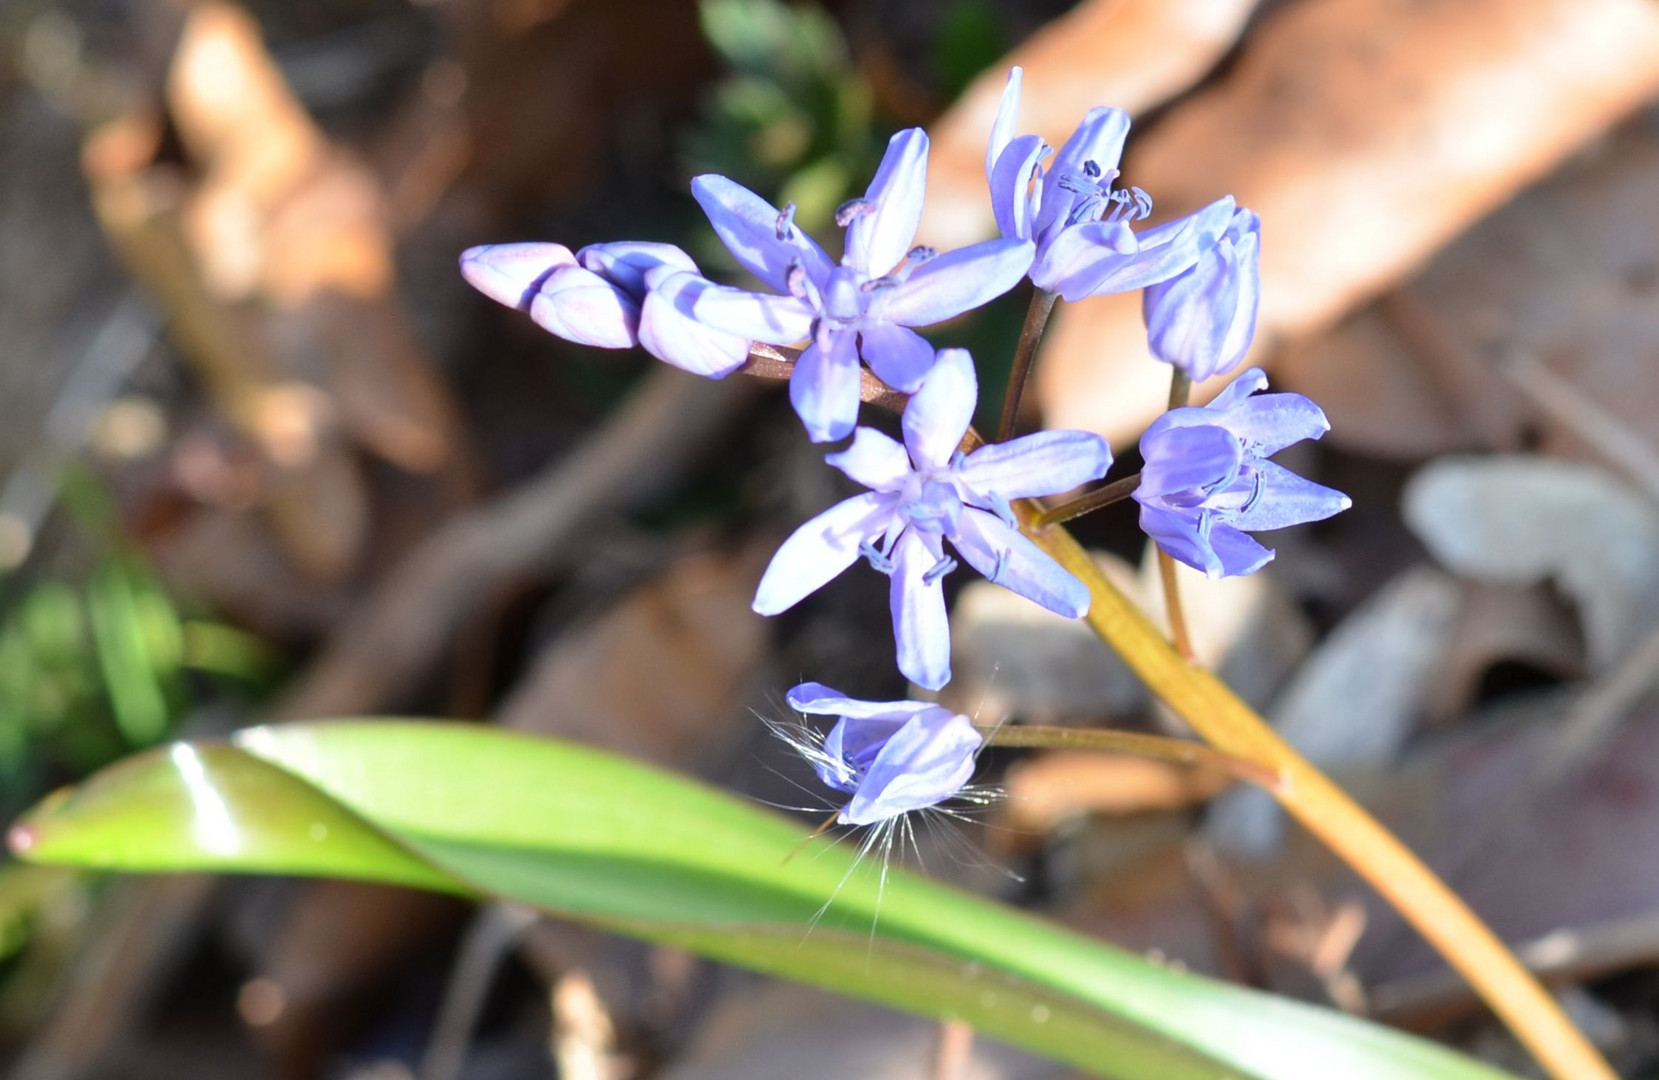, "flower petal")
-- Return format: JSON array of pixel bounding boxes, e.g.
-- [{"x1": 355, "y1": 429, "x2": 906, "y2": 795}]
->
[
  {"x1": 1218, "y1": 390, "x2": 1329, "y2": 456},
  {"x1": 638, "y1": 270, "x2": 750, "y2": 376},
  {"x1": 989, "y1": 133, "x2": 1045, "y2": 243},
  {"x1": 1138, "y1": 503, "x2": 1222, "y2": 578},
  {"x1": 1212, "y1": 211, "x2": 1262, "y2": 377},
  {"x1": 528, "y1": 266, "x2": 640, "y2": 348},
  {"x1": 1226, "y1": 460, "x2": 1351, "y2": 531},
  {"x1": 841, "y1": 710, "x2": 981, "y2": 825},
  {"x1": 1205, "y1": 365, "x2": 1270, "y2": 411},
  {"x1": 688, "y1": 282, "x2": 813, "y2": 343},
  {"x1": 826, "y1": 427, "x2": 912, "y2": 492},
  {"x1": 1141, "y1": 206, "x2": 1260, "y2": 381},
  {"x1": 1038, "y1": 196, "x2": 1236, "y2": 302},
  {"x1": 1034, "y1": 107, "x2": 1131, "y2": 241},
  {"x1": 1027, "y1": 219, "x2": 1137, "y2": 298},
  {"x1": 1137, "y1": 424, "x2": 1242, "y2": 500},
  {"x1": 958, "y1": 430, "x2": 1112, "y2": 501},
  {"x1": 985, "y1": 66, "x2": 1023, "y2": 182},
  {"x1": 790, "y1": 331, "x2": 864, "y2": 443},
  {"x1": 847, "y1": 128, "x2": 929, "y2": 279},
  {"x1": 951, "y1": 509, "x2": 1089, "y2": 617},
  {"x1": 691, "y1": 173, "x2": 833, "y2": 291},
  {"x1": 461, "y1": 243, "x2": 576, "y2": 311},
  {"x1": 1207, "y1": 522, "x2": 1275, "y2": 578},
  {"x1": 902, "y1": 348, "x2": 977, "y2": 471},
  {"x1": 880, "y1": 238, "x2": 1034, "y2": 327},
  {"x1": 786, "y1": 681, "x2": 934, "y2": 721},
  {"x1": 890, "y1": 528, "x2": 952, "y2": 690},
  {"x1": 859, "y1": 322, "x2": 937, "y2": 393},
  {"x1": 1143, "y1": 246, "x2": 1243, "y2": 382},
  {"x1": 753, "y1": 492, "x2": 894, "y2": 615},
  {"x1": 576, "y1": 241, "x2": 697, "y2": 297}
]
